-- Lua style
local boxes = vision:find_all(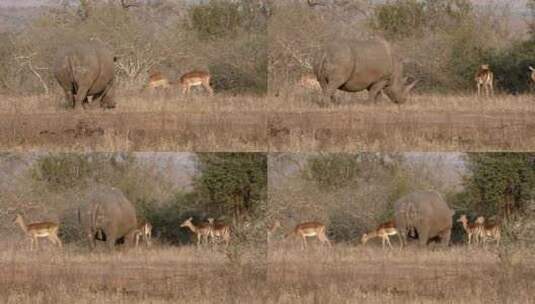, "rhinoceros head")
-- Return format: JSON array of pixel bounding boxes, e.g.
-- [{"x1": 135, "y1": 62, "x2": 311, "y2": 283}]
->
[{"x1": 384, "y1": 76, "x2": 418, "y2": 104}]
